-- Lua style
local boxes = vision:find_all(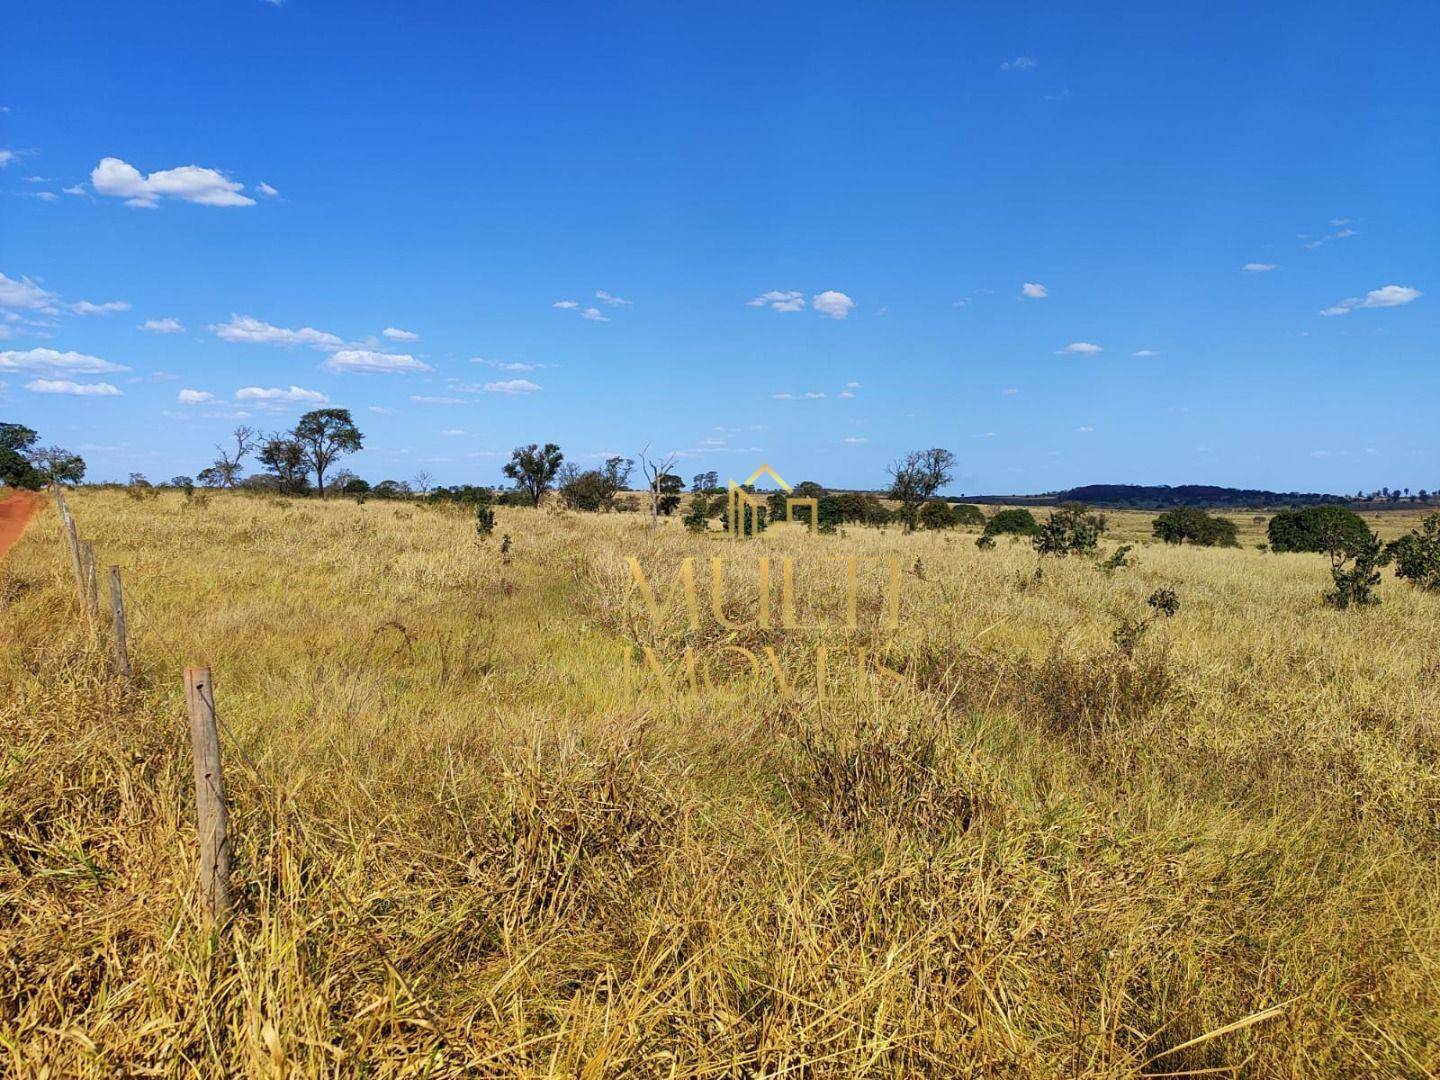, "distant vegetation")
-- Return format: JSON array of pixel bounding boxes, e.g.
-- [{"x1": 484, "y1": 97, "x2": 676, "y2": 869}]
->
[
  {"x1": 1051, "y1": 483, "x2": 1432, "y2": 509},
  {"x1": 1152, "y1": 507, "x2": 1240, "y2": 547}
]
